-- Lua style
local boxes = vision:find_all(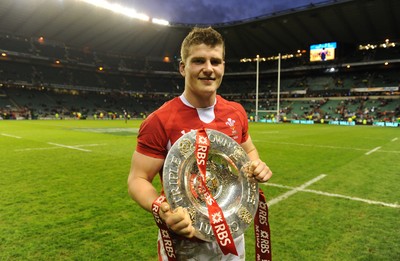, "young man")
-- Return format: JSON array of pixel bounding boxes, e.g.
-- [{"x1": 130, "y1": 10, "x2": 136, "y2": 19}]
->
[{"x1": 128, "y1": 27, "x2": 272, "y2": 260}]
